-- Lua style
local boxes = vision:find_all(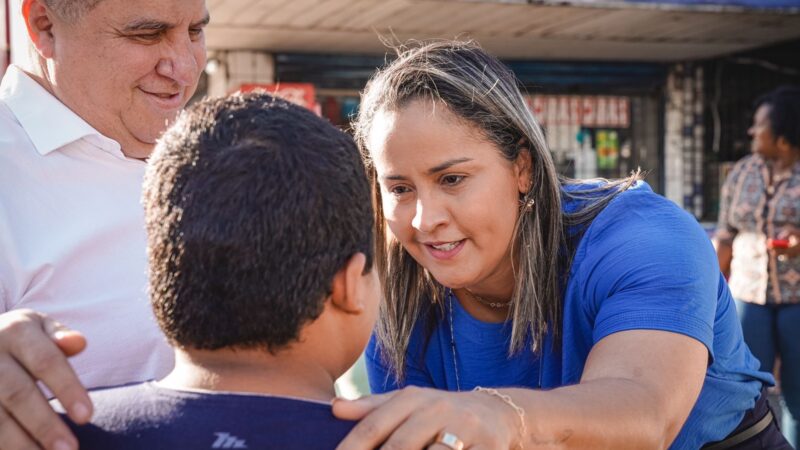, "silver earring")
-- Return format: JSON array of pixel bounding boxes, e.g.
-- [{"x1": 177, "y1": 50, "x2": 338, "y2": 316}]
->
[{"x1": 519, "y1": 197, "x2": 535, "y2": 211}]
